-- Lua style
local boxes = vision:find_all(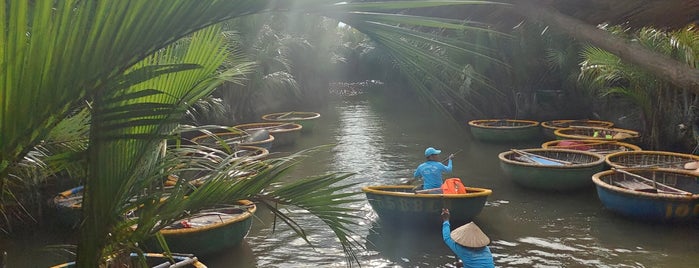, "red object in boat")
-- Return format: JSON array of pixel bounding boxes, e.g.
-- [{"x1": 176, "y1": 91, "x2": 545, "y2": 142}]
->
[
  {"x1": 557, "y1": 140, "x2": 591, "y2": 151},
  {"x1": 441, "y1": 178, "x2": 467, "y2": 194}
]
